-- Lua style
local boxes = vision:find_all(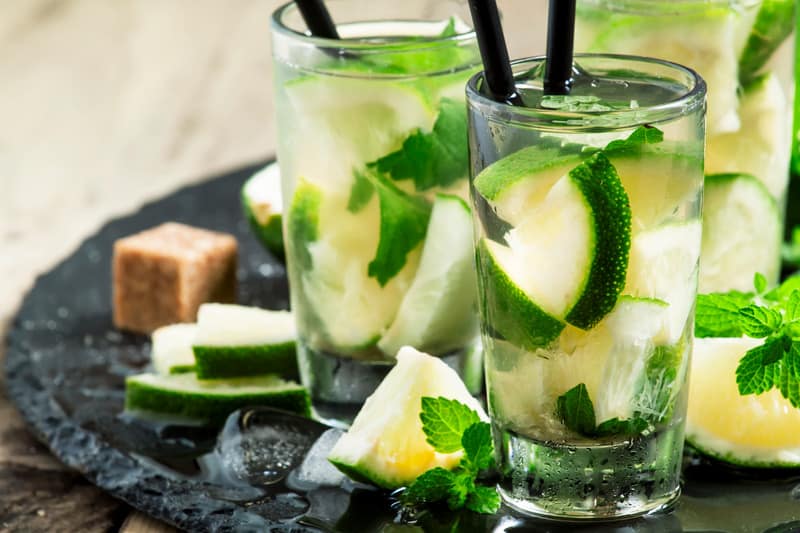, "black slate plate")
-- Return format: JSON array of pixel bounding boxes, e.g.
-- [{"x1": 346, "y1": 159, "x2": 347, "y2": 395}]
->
[{"x1": 6, "y1": 162, "x2": 800, "y2": 533}]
